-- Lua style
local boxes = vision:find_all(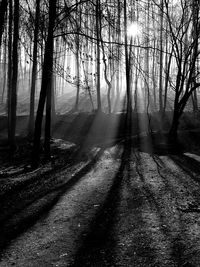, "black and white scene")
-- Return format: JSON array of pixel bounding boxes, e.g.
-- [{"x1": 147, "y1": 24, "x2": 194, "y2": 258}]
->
[{"x1": 0, "y1": 0, "x2": 200, "y2": 266}]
